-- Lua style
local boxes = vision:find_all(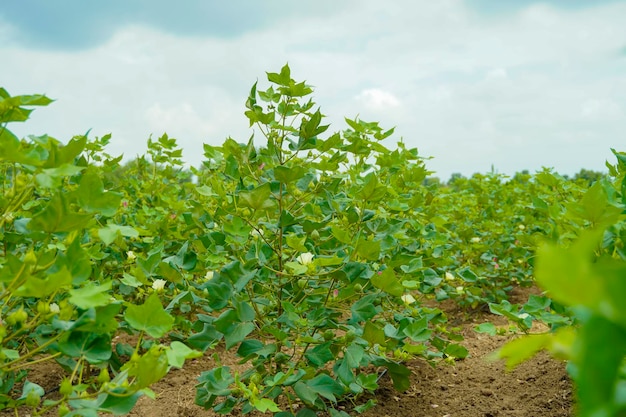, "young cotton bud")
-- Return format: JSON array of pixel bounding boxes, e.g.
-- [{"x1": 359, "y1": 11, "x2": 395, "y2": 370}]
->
[
  {"x1": 152, "y1": 279, "x2": 167, "y2": 291},
  {"x1": 296, "y1": 252, "x2": 314, "y2": 265},
  {"x1": 401, "y1": 294, "x2": 416, "y2": 304}
]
